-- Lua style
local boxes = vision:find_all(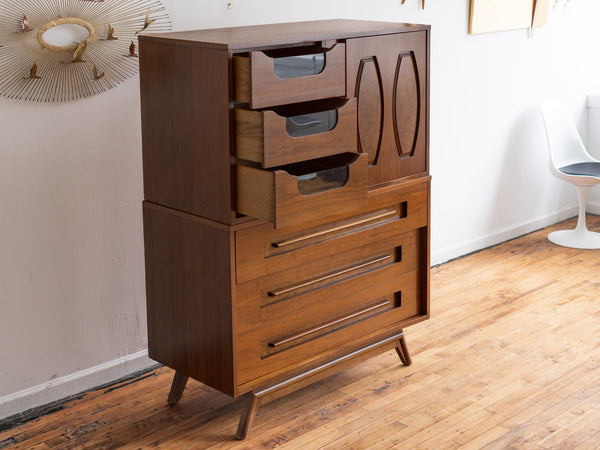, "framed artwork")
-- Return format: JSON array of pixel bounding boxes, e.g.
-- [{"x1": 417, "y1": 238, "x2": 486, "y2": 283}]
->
[
  {"x1": 0, "y1": 0, "x2": 171, "y2": 102},
  {"x1": 532, "y1": 0, "x2": 550, "y2": 28},
  {"x1": 469, "y1": 0, "x2": 549, "y2": 34}
]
